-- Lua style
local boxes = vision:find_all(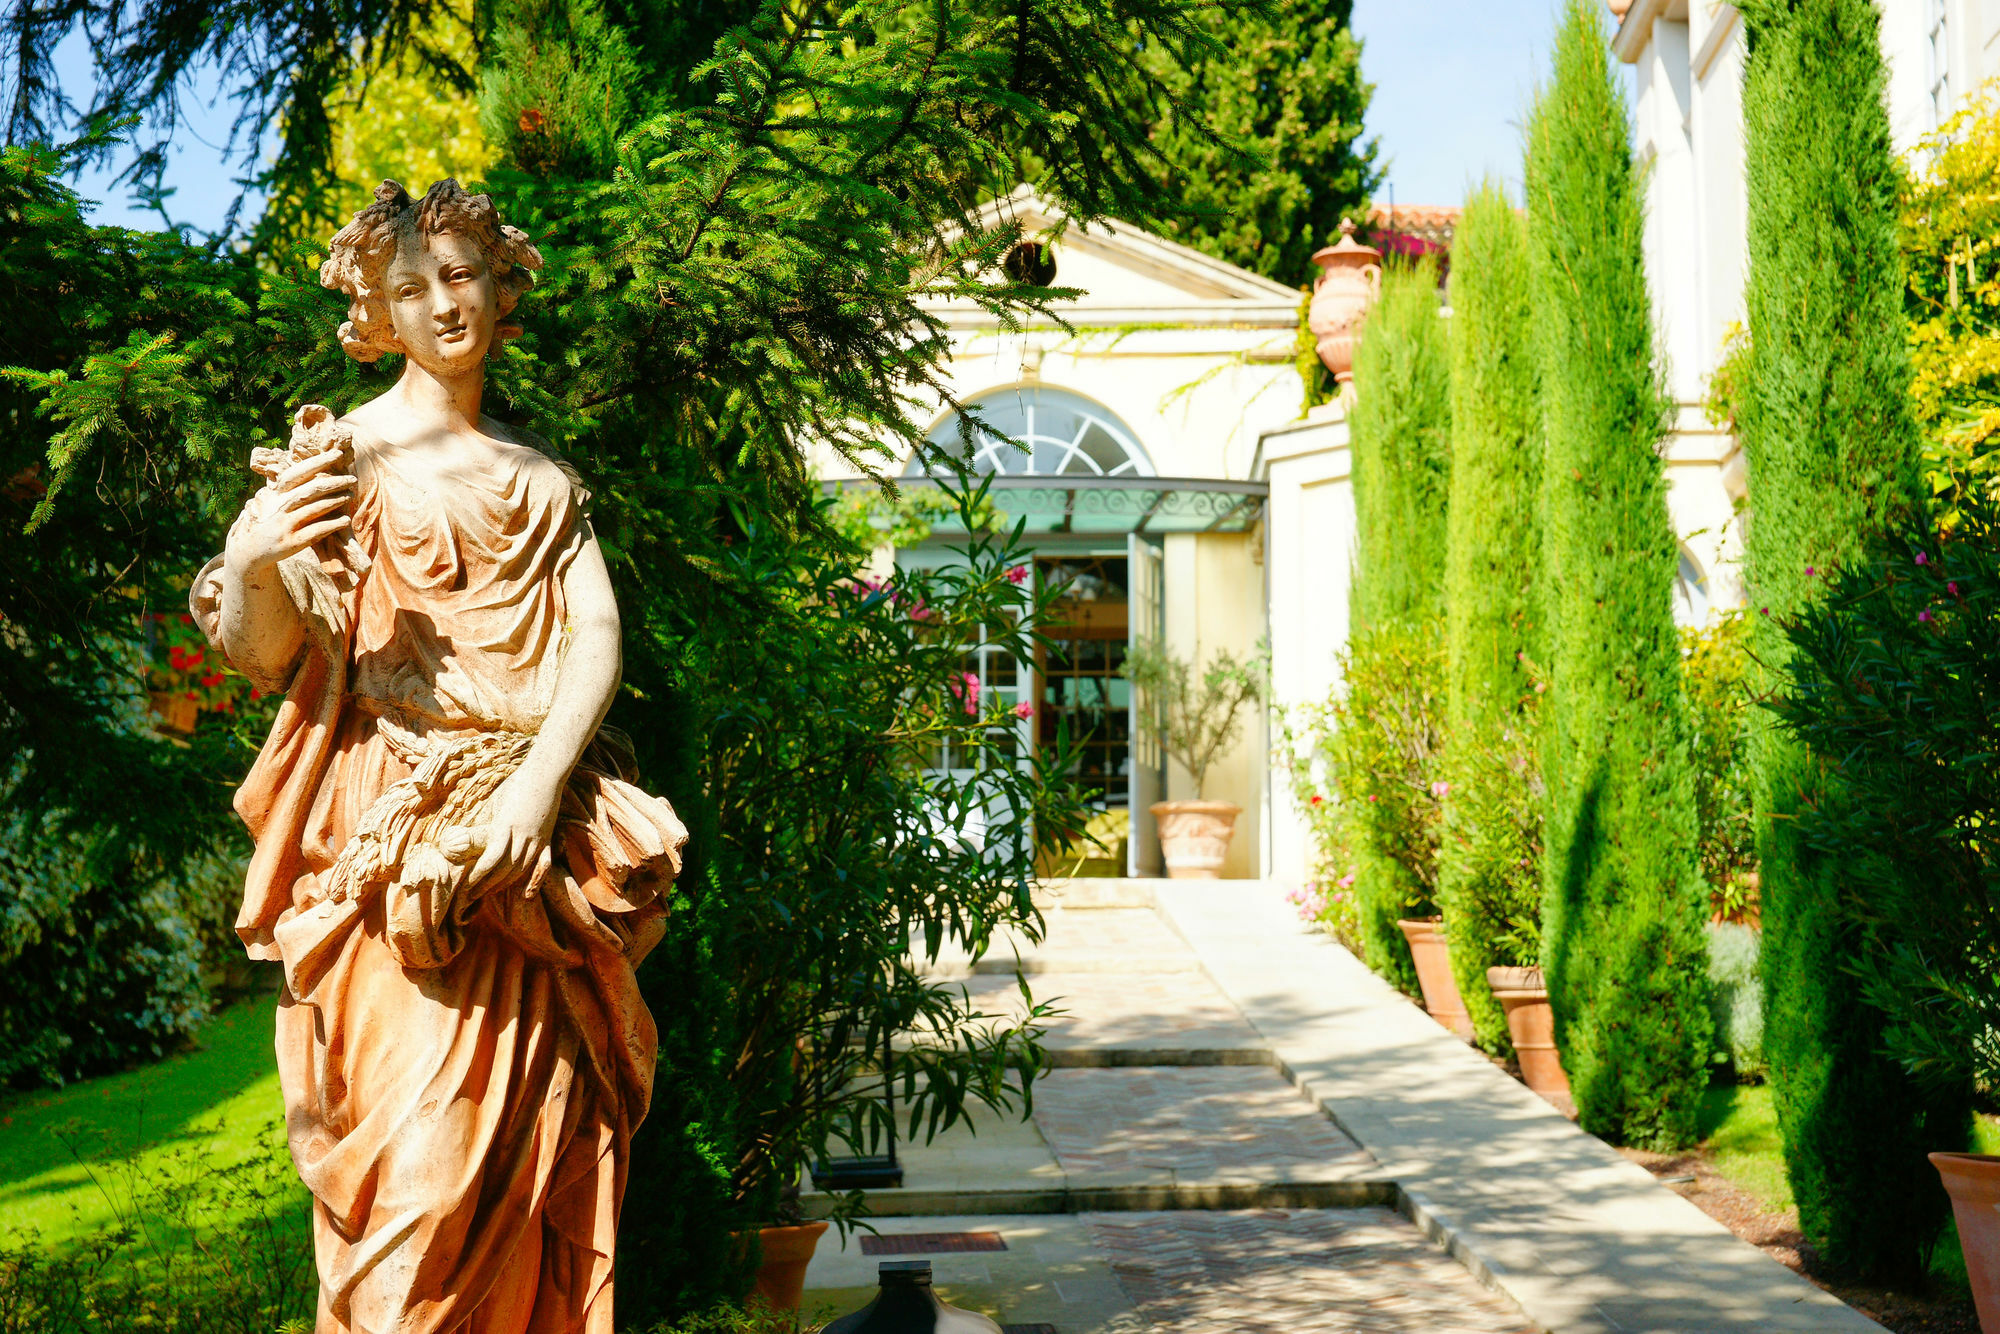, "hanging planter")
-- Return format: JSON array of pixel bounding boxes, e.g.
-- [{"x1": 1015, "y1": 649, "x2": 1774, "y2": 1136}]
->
[{"x1": 1396, "y1": 918, "x2": 1473, "y2": 1040}]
